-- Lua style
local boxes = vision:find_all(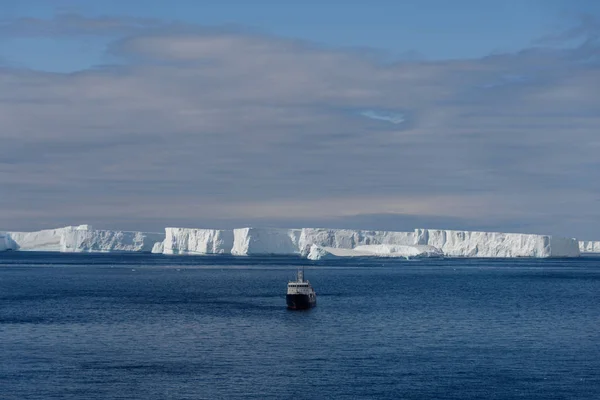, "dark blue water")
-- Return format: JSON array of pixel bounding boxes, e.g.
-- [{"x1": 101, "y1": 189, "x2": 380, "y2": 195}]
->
[{"x1": 1, "y1": 253, "x2": 599, "y2": 399}]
